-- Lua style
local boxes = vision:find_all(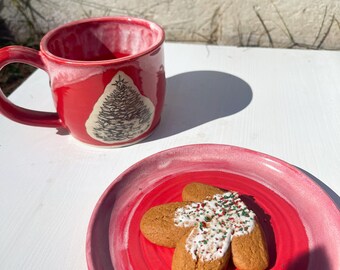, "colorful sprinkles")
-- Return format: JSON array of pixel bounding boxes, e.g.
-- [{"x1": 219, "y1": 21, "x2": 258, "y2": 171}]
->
[{"x1": 174, "y1": 191, "x2": 255, "y2": 261}]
